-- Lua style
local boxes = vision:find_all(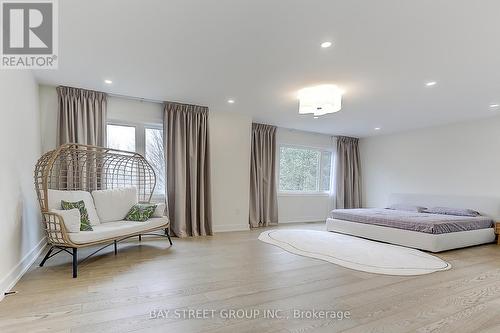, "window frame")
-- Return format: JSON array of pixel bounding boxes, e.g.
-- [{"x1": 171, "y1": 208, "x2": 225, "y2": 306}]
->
[
  {"x1": 106, "y1": 122, "x2": 137, "y2": 153},
  {"x1": 144, "y1": 125, "x2": 165, "y2": 202},
  {"x1": 277, "y1": 144, "x2": 334, "y2": 196},
  {"x1": 106, "y1": 120, "x2": 166, "y2": 202}
]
